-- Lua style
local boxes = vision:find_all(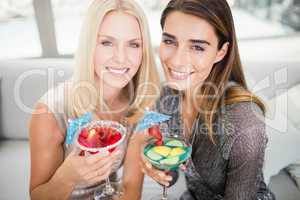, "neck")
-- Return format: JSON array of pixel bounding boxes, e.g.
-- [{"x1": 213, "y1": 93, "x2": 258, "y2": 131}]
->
[{"x1": 102, "y1": 84, "x2": 124, "y2": 102}]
